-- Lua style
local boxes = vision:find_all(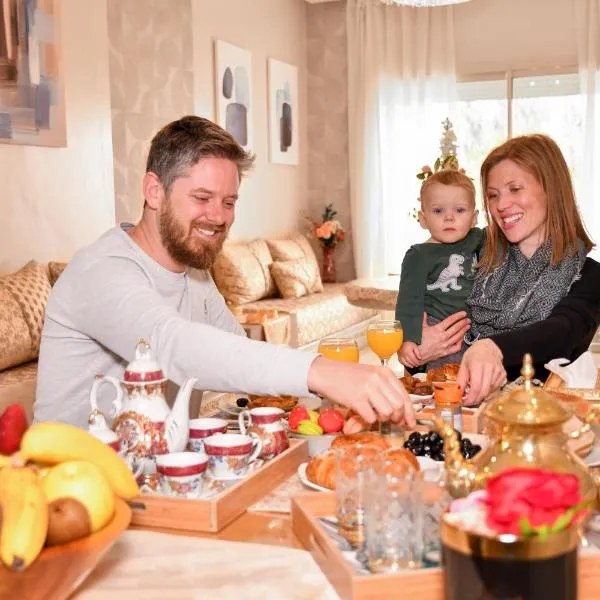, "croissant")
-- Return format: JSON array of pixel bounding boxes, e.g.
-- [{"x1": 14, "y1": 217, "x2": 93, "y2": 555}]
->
[
  {"x1": 306, "y1": 433, "x2": 421, "y2": 490},
  {"x1": 305, "y1": 450, "x2": 337, "y2": 490}
]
